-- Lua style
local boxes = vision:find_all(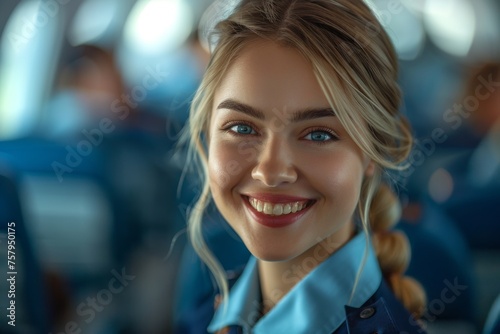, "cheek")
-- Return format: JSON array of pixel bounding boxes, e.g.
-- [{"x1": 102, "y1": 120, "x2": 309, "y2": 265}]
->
[
  {"x1": 306, "y1": 150, "x2": 365, "y2": 200},
  {"x1": 208, "y1": 140, "x2": 248, "y2": 193}
]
